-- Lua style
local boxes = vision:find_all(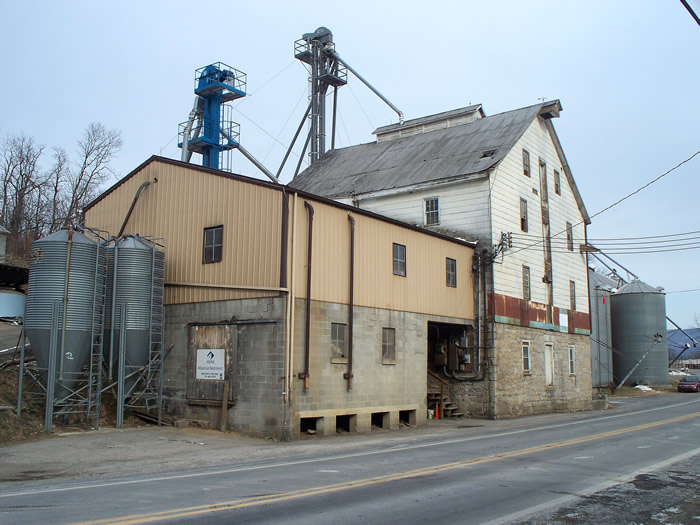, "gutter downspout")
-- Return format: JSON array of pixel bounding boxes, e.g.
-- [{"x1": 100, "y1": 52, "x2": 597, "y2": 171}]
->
[
  {"x1": 298, "y1": 201, "x2": 314, "y2": 390},
  {"x1": 344, "y1": 215, "x2": 355, "y2": 390},
  {"x1": 288, "y1": 194, "x2": 299, "y2": 402}
]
